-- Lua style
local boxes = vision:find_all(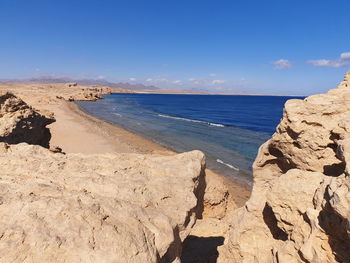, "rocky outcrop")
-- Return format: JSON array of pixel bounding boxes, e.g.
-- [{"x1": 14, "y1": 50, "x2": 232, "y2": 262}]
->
[
  {"x1": 0, "y1": 92, "x2": 55, "y2": 147},
  {"x1": 66, "y1": 86, "x2": 111, "y2": 101},
  {"x1": 218, "y1": 71, "x2": 350, "y2": 262},
  {"x1": 57, "y1": 86, "x2": 112, "y2": 101},
  {"x1": 0, "y1": 143, "x2": 205, "y2": 263}
]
